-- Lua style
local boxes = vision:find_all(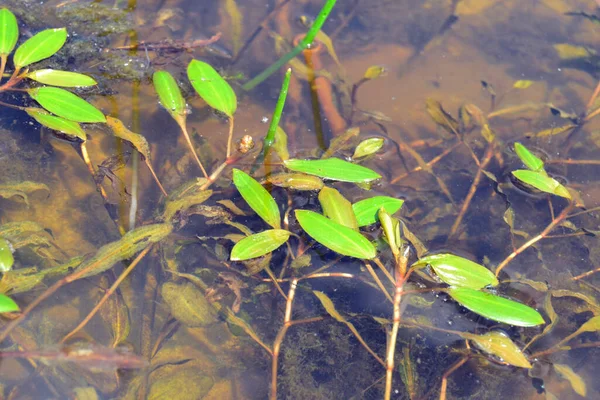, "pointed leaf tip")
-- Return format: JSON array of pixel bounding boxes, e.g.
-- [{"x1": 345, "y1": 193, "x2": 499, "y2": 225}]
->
[
  {"x1": 14, "y1": 27, "x2": 67, "y2": 68},
  {"x1": 230, "y1": 229, "x2": 290, "y2": 260},
  {"x1": 0, "y1": 8, "x2": 19, "y2": 55},
  {"x1": 232, "y1": 169, "x2": 280, "y2": 229},
  {"x1": 187, "y1": 59, "x2": 237, "y2": 117},
  {"x1": 153, "y1": 70, "x2": 186, "y2": 119}
]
